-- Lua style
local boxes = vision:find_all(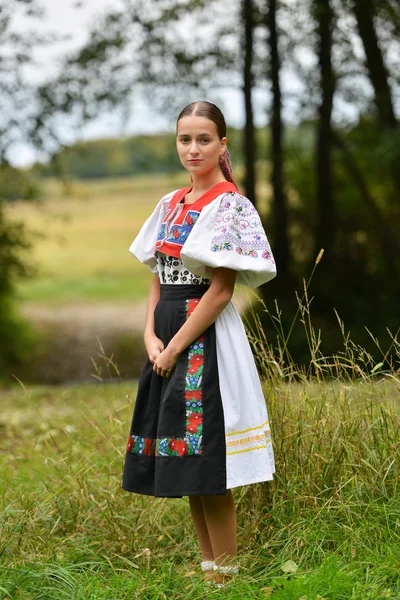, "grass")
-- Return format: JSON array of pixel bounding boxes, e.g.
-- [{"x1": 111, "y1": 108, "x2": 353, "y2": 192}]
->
[
  {"x1": 6, "y1": 173, "x2": 189, "y2": 305},
  {"x1": 1, "y1": 361, "x2": 399, "y2": 598}
]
